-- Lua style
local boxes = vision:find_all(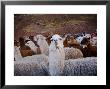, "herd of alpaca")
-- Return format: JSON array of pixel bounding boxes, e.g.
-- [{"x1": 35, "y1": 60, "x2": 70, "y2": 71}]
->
[{"x1": 14, "y1": 33, "x2": 97, "y2": 76}]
